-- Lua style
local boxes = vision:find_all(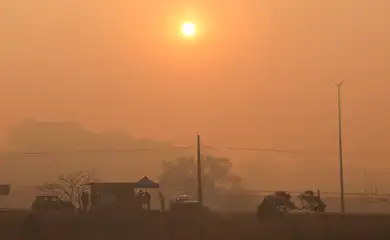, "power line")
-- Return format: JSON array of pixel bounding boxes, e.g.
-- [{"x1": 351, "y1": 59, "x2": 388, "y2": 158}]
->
[
  {"x1": 0, "y1": 145, "x2": 193, "y2": 156},
  {"x1": 2, "y1": 144, "x2": 390, "y2": 156},
  {"x1": 203, "y1": 145, "x2": 310, "y2": 153},
  {"x1": 202, "y1": 145, "x2": 390, "y2": 156}
]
